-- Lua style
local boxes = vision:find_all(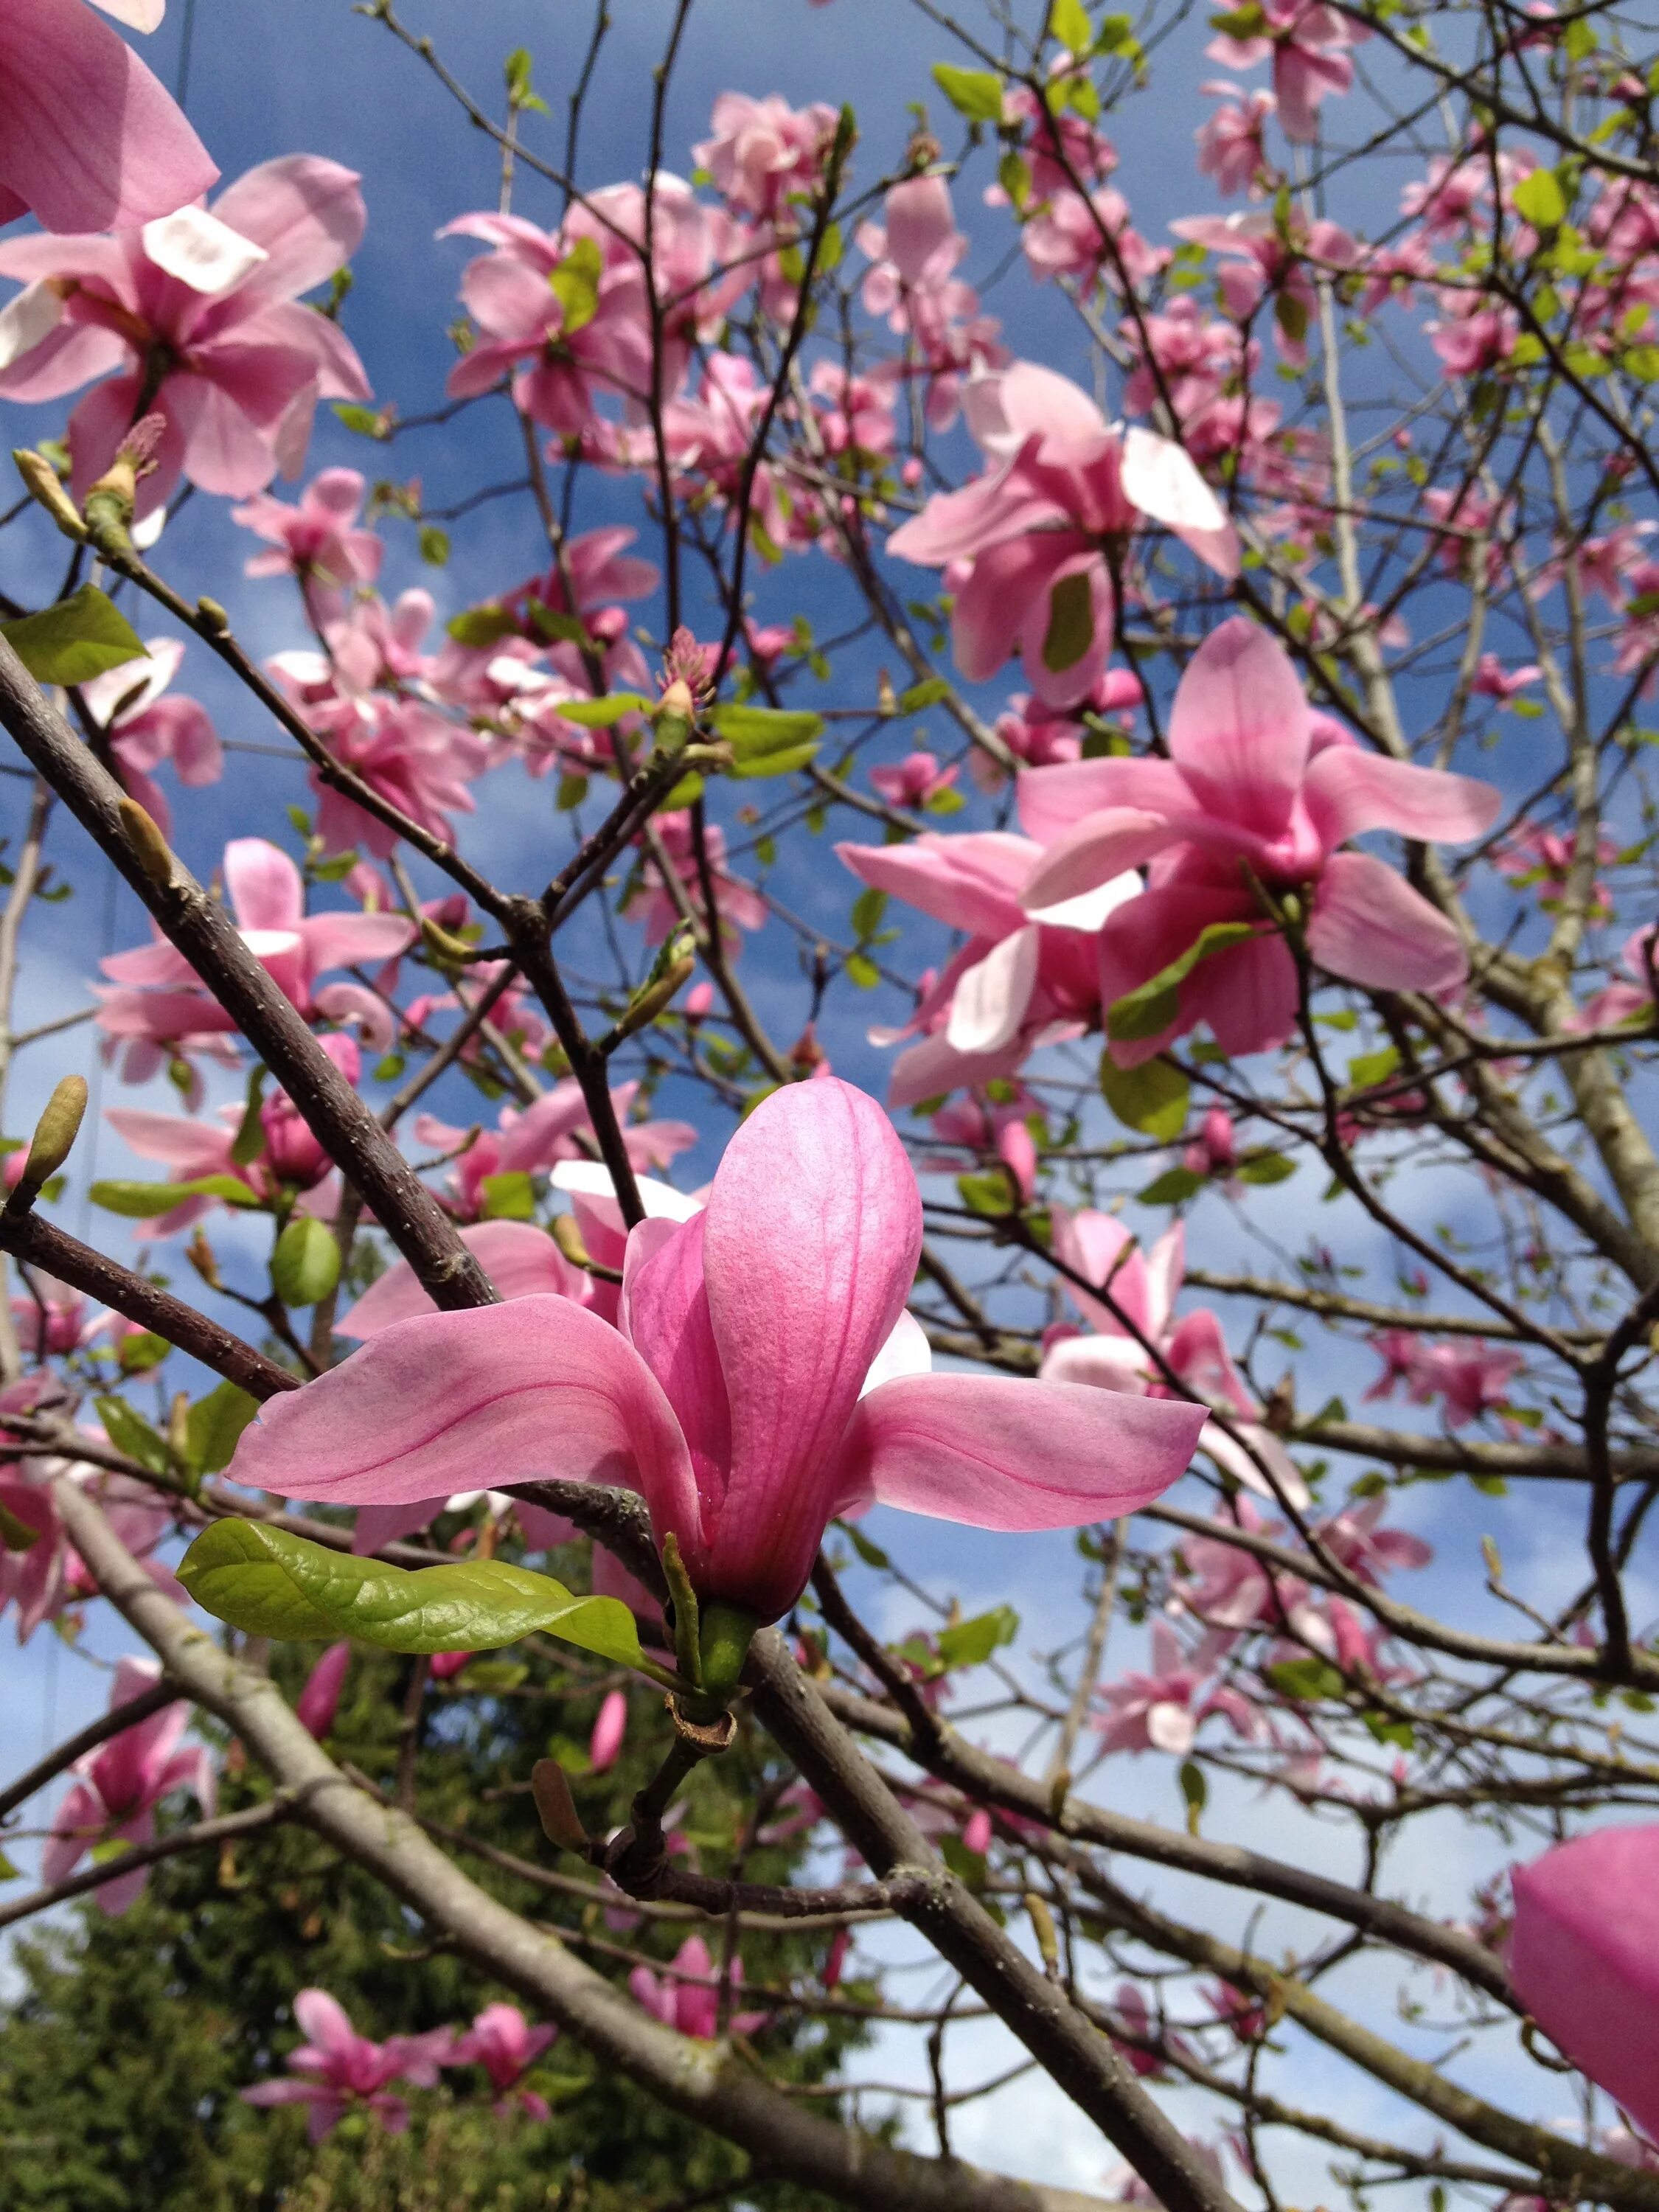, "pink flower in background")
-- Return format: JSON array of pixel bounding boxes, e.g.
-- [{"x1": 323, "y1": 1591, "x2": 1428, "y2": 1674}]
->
[
  {"x1": 1206, "y1": 0, "x2": 1366, "y2": 142},
  {"x1": 1167, "y1": 209, "x2": 1357, "y2": 365},
  {"x1": 80, "y1": 639, "x2": 221, "y2": 837},
  {"x1": 10, "y1": 1270, "x2": 115, "y2": 1357},
  {"x1": 1495, "y1": 819, "x2": 1617, "y2": 909},
  {"x1": 588, "y1": 1689, "x2": 628, "y2": 1773},
  {"x1": 1109, "y1": 1980, "x2": 1194, "y2": 2076},
  {"x1": 625, "y1": 810, "x2": 768, "y2": 953},
  {"x1": 629, "y1": 1935, "x2": 768, "y2": 2041},
  {"x1": 293, "y1": 690, "x2": 490, "y2": 860},
  {"x1": 0, "y1": 156, "x2": 369, "y2": 515},
  {"x1": 0, "y1": 0, "x2": 215, "y2": 234},
  {"x1": 227, "y1": 1080, "x2": 1206, "y2": 1624},
  {"x1": 1197, "y1": 83, "x2": 1278, "y2": 198},
  {"x1": 693, "y1": 92, "x2": 838, "y2": 219},
  {"x1": 1019, "y1": 619, "x2": 1500, "y2": 1062},
  {"x1": 1038, "y1": 1209, "x2": 1309, "y2": 1505},
  {"x1": 856, "y1": 173, "x2": 1006, "y2": 427},
  {"x1": 1470, "y1": 654, "x2": 1541, "y2": 703},
  {"x1": 869, "y1": 751, "x2": 959, "y2": 810},
  {"x1": 453, "y1": 2003, "x2": 558, "y2": 2121},
  {"x1": 1576, "y1": 925, "x2": 1657, "y2": 1032},
  {"x1": 97, "y1": 838, "x2": 415, "y2": 1082},
  {"x1": 926, "y1": 1090, "x2": 1040, "y2": 1203},
  {"x1": 42, "y1": 1655, "x2": 215, "y2": 1913},
  {"x1": 1183, "y1": 1105, "x2": 1239, "y2": 1184},
  {"x1": 1095, "y1": 1621, "x2": 1261, "y2": 1753},
  {"x1": 886, "y1": 361, "x2": 1239, "y2": 709},
  {"x1": 405, "y1": 1079, "x2": 695, "y2": 1225},
  {"x1": 234, "y1": 467, "x2": 383, "y2": 624},
  {"x1": 240, "y1": 1988, "x2": 455, "y2": 2143},
  {"x1": 1363, "y1": 1332, "x2": 1522, "y2": 1427},
  {"x1": 837, "y1": 829, "x2": 1134, "y2": 1107},
  {"x1": 1311, "y1": 1495, "x2": 1433, "y2": 1583},
  {"x1": 296, "y1": 1641, "x2": 351, "y2": 1739},
  {"x1": 1508, "y1": 1826, "x2": 1659, "y2": 2147}
]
